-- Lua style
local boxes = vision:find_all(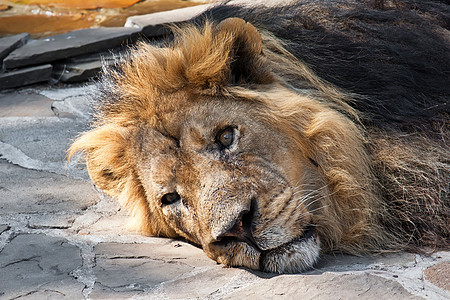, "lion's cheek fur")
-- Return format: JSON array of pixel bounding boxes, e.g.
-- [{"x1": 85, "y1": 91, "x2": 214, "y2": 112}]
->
[{"x1": 237, "y1": 86, "x2": 390, "y2": 253}]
